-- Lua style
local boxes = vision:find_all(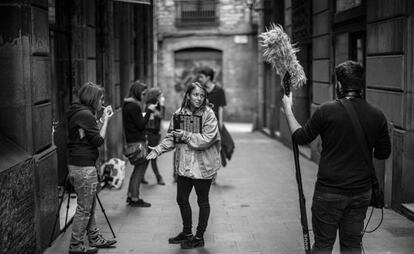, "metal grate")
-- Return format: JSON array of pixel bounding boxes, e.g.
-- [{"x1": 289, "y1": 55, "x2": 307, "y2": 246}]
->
[{"x1": 175, "y1": 0, "x2": 218, "y2": 27}]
